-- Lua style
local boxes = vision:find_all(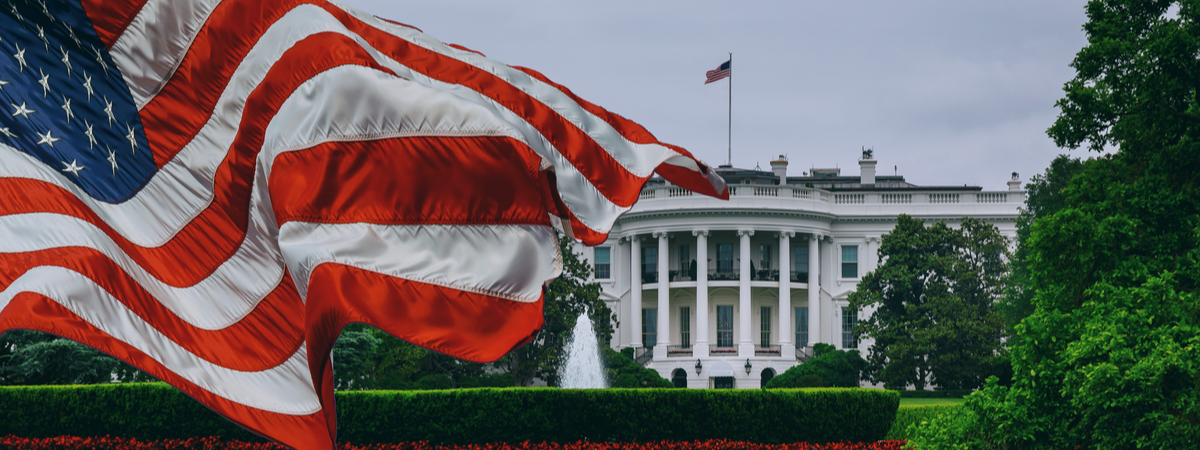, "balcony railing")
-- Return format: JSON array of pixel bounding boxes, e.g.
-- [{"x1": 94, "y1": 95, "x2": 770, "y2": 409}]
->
[
  {"x1": 709, "y1": 346, "x2": 738, "y2": 356},
  {"x1": 641, "y1": 272, "x2": 657, "y2": 284},
  {"x1": 632, "y1": 347, "x2": 652, "y2": 366},
  {"x1": 790, "y1": 270, "x2": 810, "y2": 282},
  {"x1": 796, "y1": 346, "x2": 814, "y2": 362},
  {"x1": 637, "y1": 185, "x2": 1019, "y2": 206},
  {"x1": 707, "y1": 269, "x2": 739, "y2": 281},
  {"x1": 666, "y1": 345, "x2": 693, "y2": 357},
  {"x1": 755, "y1": 345, "x2": 781, "y2": 356}
]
